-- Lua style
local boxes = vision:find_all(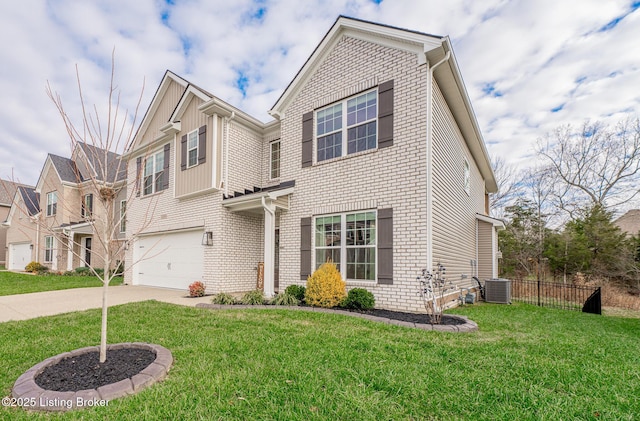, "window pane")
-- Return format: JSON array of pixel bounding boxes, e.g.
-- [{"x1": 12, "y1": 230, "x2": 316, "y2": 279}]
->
[
  {"x1": 188, "y1": 149, "x2": 197, "y2": 167},
  {"x1": 144, "y1": 175, "x2": 153, "y2": 195},
  {"x1": 155, "y1": 152, "x2": 164, "y2": 173},
  {"x1": 317, "y1": 104, "x2": 341, "y2": 136},
  {"x1": 347, "y1": 121, "x2": 377, "y2": 154},
  {"x1": 144, "y1": 158, "x2": 153, "y2": 177},
  {"x1": 347, "y1": 91, "x2": 376, "y2": 127},
  {"x1": 315, "y1": 248, "x2": 340, "y2": 270},
  {"x1": 317, "y1": 132, "x2": 342, "y2": 162},
  {"x1": 155, "y1": 170, "x2": 164, "y2": 192},
  {"x1": 188, "y1": 131, "x2": 198, "y2": 149}
]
